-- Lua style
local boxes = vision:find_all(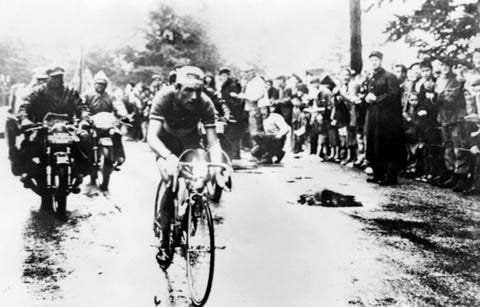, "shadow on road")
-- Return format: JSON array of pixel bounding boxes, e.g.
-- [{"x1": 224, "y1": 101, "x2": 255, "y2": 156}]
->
[
  {"x1": 21, "y1": 208, "x2": 92, "y2": 300},
  {"x1": 349, "y1": 186, "x2": 480, "y2": 306}
]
